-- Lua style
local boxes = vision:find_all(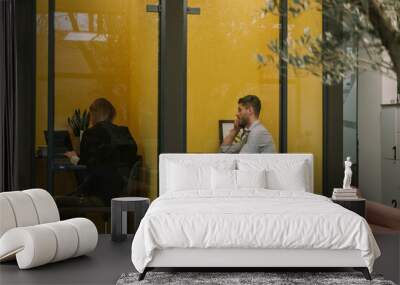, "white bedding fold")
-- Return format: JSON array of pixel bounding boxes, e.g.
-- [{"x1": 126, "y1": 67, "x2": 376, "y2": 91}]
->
[{"x1": 131, "y1": 190, "x2": 380, "y2": 273}]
